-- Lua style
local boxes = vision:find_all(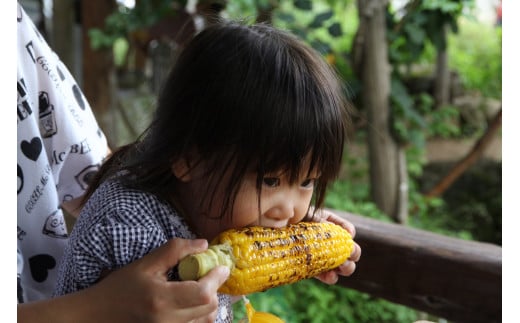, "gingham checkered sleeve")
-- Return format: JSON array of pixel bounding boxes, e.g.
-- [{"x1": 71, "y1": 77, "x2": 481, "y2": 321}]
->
[
  {"x1": 72, "y1": 219, "x2": 168, "y2": 290},
  {"x1": 54, "y1": 179, "x2": 194, "y2": 295}
]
